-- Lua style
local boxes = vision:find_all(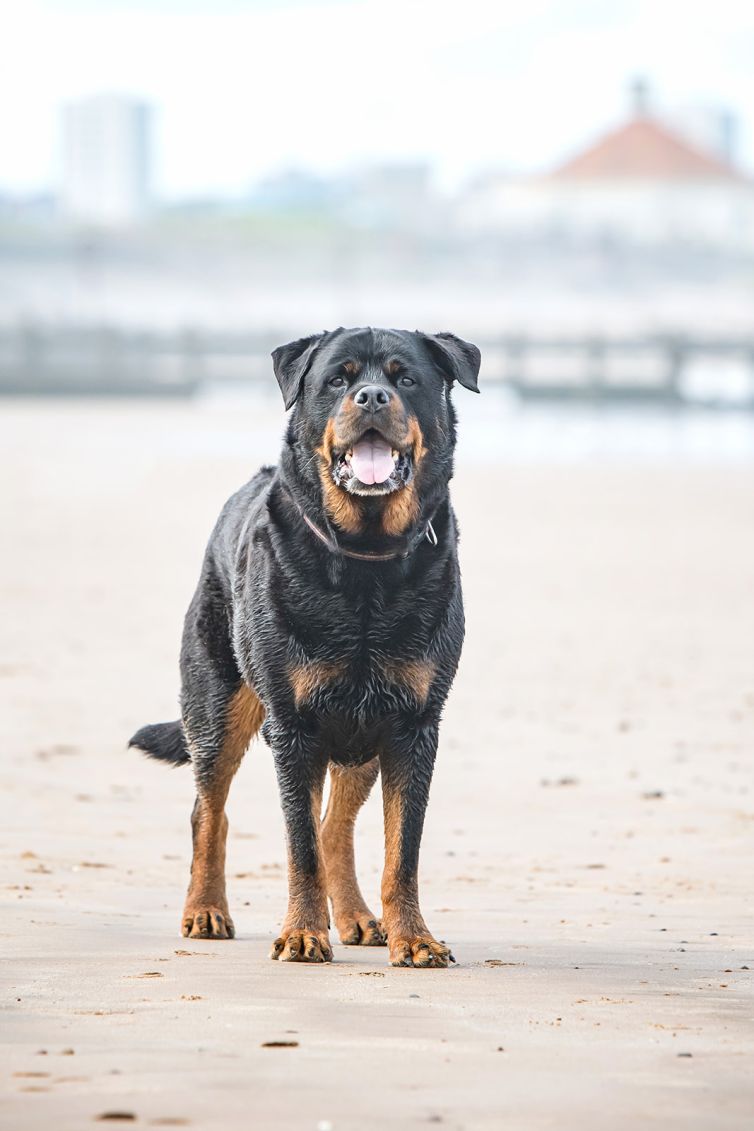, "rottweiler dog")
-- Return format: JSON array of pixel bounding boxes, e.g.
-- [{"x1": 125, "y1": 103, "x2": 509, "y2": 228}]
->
[{"x1": 130, "y1": 326, "x2": 480, "y2": 967}]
